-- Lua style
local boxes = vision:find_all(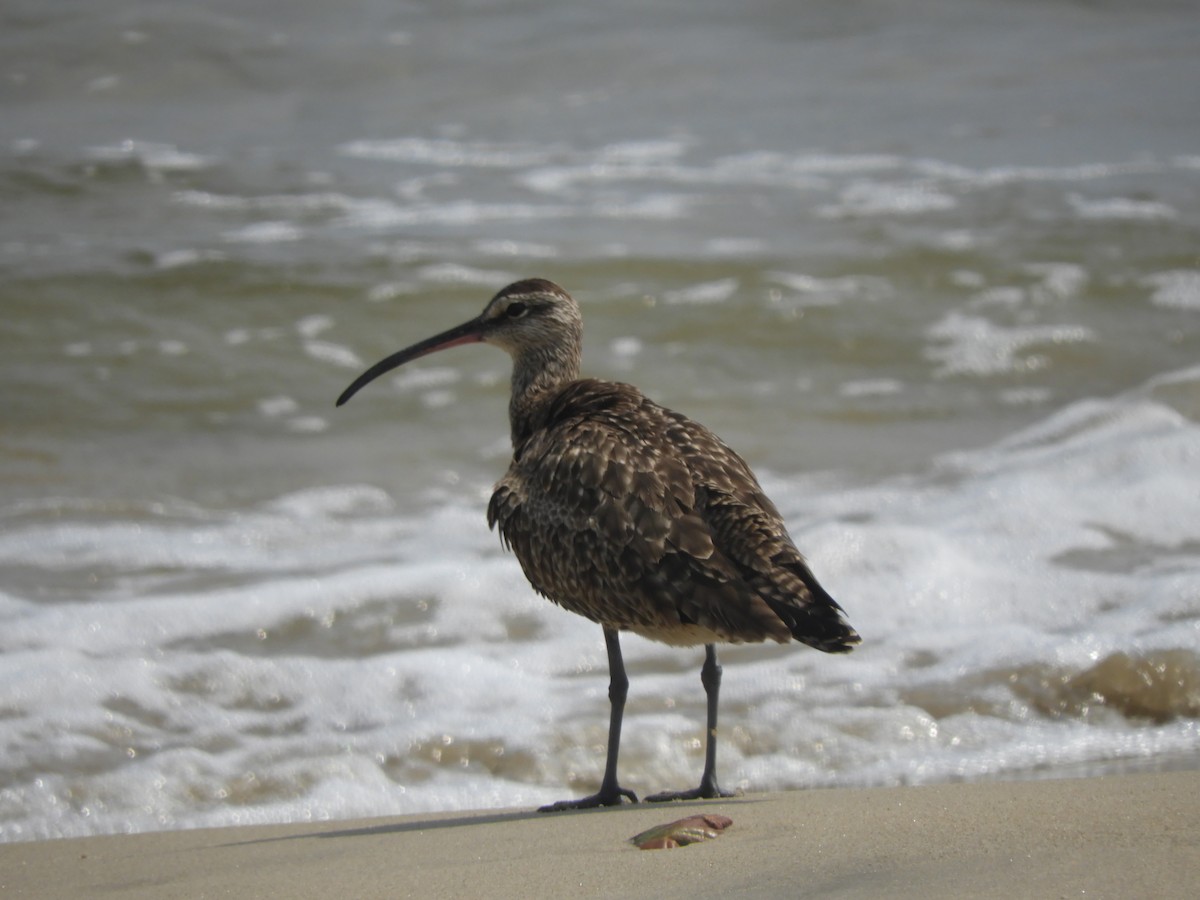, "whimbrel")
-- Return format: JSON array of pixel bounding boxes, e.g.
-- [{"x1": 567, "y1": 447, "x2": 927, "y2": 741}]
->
[{"x1": 337, "y1": 279, "x2": 859, "y2": 811}]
